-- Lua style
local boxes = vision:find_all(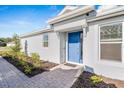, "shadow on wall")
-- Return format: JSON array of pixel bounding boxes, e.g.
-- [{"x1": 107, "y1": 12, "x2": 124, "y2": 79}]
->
[
  {"x1": 84, "y1": 65, "x2": 94, "y2": 73},
  {"x1": 25, "y1": 40, "x2": 28, "y2": 55}
]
